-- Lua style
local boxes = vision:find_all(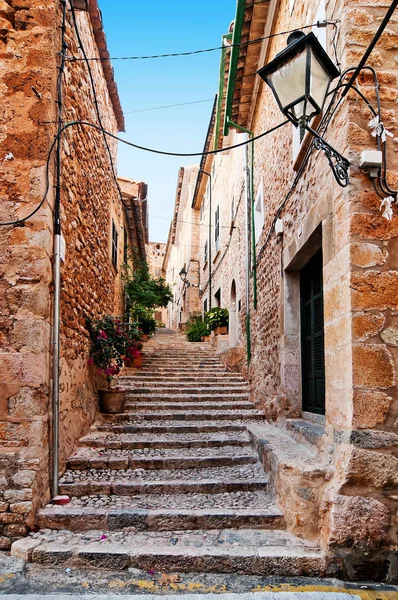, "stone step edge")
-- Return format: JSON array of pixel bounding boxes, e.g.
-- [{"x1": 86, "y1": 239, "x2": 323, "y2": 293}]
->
[
  {"x1": 58, "y1": 477, "x2": 269, "y2": 496},
  {"x1": 14, "y1": 539, "x2": 325, "y2": 576},
  {"x1": 94, "y1": 424, "x2": 249, "y2": 433},
  {"x1": 38, "y1": 506, "x2": 285, "y2": 532},
  {"x1": 79, "y1": 437, "x2": 251, "y2": 449},
  {"x1": 66, "y1": 453, "x2": 257, "y2": 470}
]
